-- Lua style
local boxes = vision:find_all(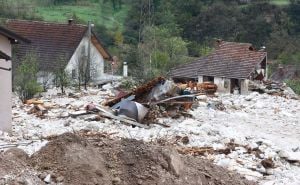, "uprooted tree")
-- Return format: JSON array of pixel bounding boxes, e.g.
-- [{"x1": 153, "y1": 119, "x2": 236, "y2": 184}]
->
[{"x1": 14, "y1": 52, "x2": 42, "y2": 102}]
